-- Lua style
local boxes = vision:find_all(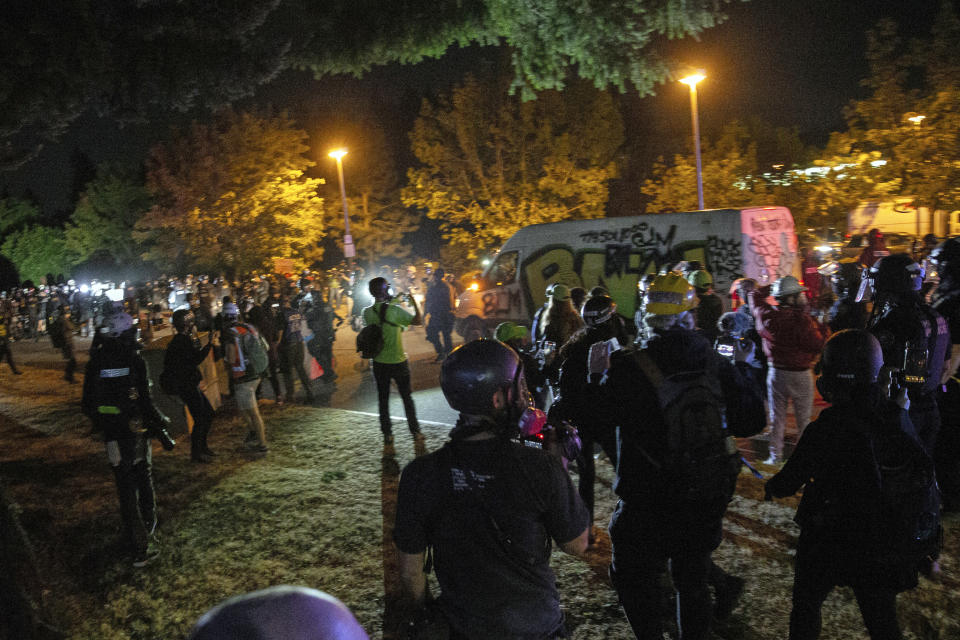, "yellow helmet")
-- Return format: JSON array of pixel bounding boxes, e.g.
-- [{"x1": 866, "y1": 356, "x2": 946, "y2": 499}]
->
[{"x1": 644, "y1": 272, "x2": 697, "y2": 315}]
